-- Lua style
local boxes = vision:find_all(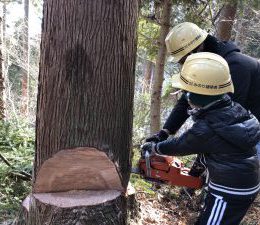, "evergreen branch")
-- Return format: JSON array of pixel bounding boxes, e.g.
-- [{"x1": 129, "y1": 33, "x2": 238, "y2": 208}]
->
[
  {"x1": 0, "y1": 153, "x2": 32, "y2": 180},
  {"x1": 140, "y1": 14, "x2": 162, "y2": 26},
  {"x1": 0, "y1": 152, "x2": 12, "y2": 167}
]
